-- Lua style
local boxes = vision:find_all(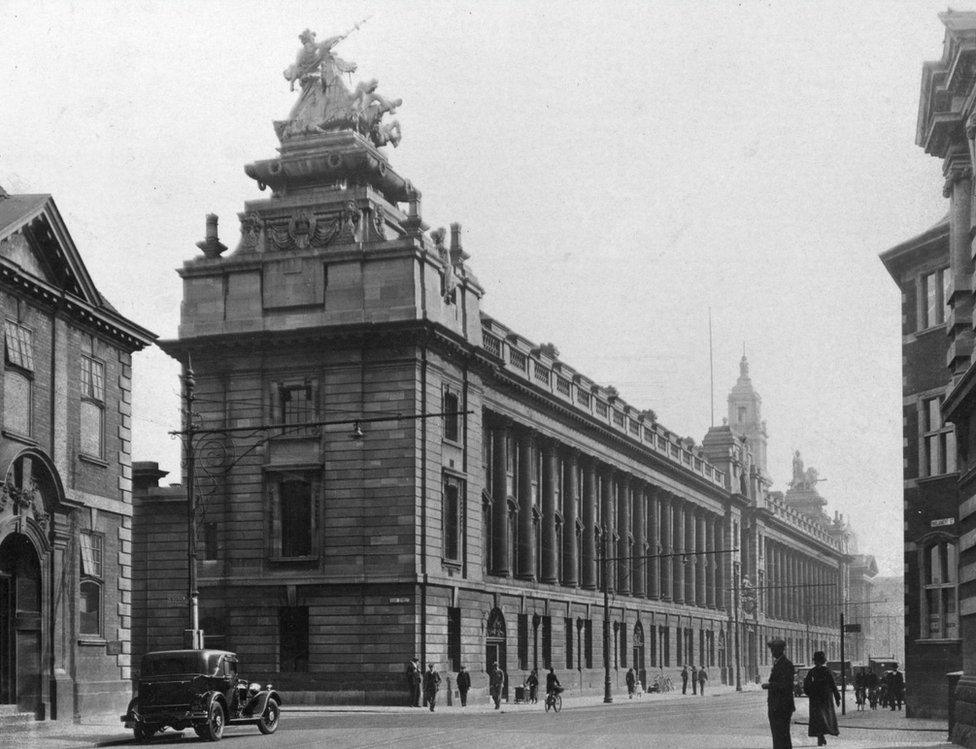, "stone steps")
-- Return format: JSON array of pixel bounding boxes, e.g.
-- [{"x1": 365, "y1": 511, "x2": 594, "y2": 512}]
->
[{"x1": 0, "y1": 704, "x2": 37, "y2": 728}]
